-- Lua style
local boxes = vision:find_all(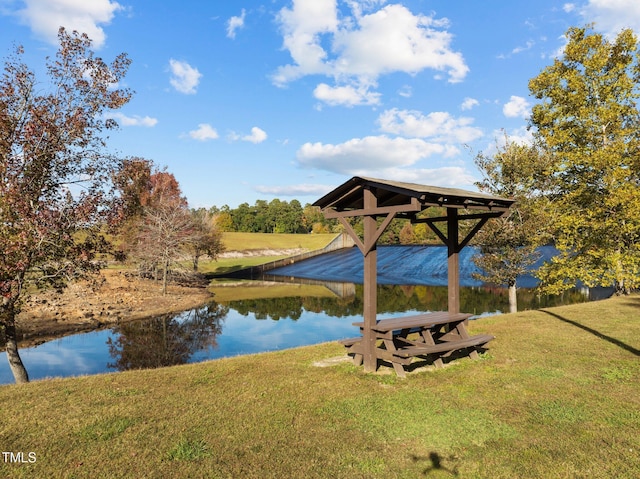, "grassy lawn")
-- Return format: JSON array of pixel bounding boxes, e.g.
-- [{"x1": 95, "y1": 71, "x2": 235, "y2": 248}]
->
[
  {"x1": 196, "y1": 232, "x2": 339, "y2": 275},
  {"x1": 198, "y1": 255, "x2": 291, "y2": 275},
  {"x1": 221, "y1": 232, "x2": 337, "y2": 252},
  {"x1": 1, "y1": 295, "x2": 639, "y2": 478},
  {"x1": 208, "y1": 281, "x2": 337, "y2": 303}
]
